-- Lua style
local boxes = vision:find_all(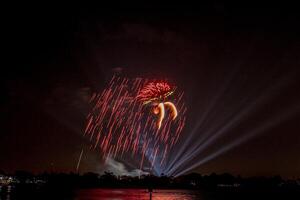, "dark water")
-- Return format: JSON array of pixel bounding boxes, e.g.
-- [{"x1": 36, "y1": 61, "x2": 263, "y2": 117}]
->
[
  {"x1": 1, "y1": 186, "x2": 300, "y2": 200},
  {"x1": 74, "y1": 188, "x2": 300, "y2": 200},
  {"x1": 0, "y1": 187, "x2": 201, "y2": 200},
  {"x1": 75, "y1": 189, "x2": 200, "y2": 200}
]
